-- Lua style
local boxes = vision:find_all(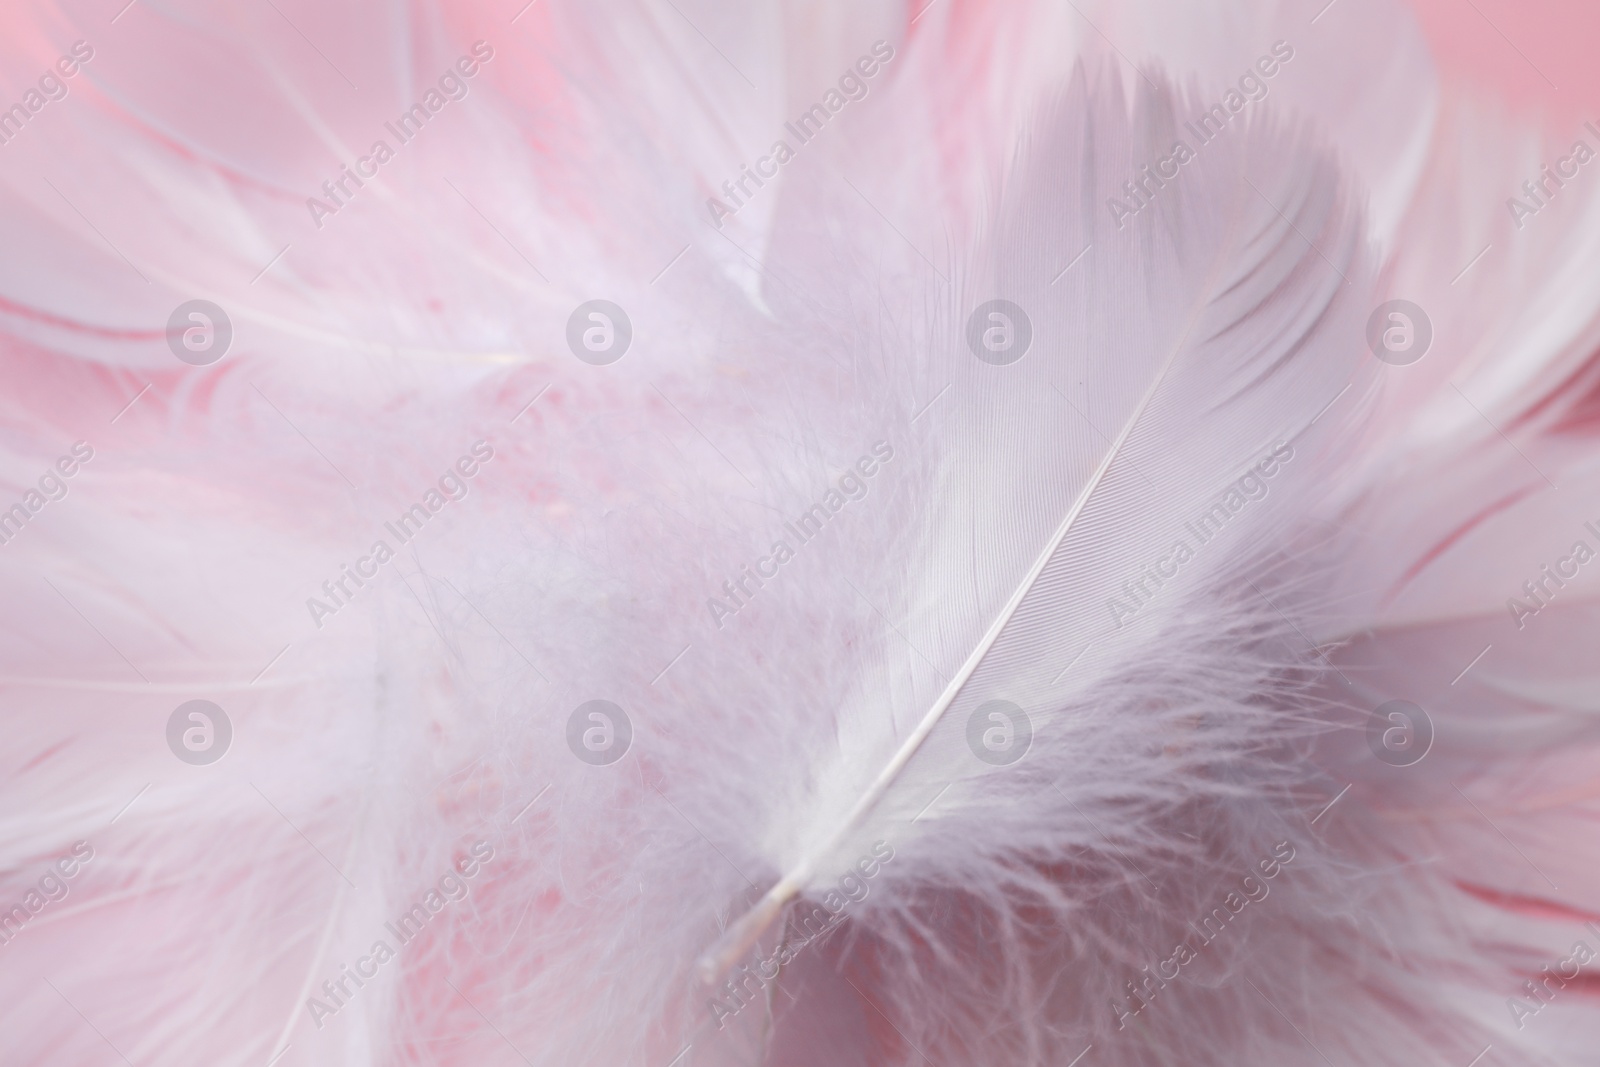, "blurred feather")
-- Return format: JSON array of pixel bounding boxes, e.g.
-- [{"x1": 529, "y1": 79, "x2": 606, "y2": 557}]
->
[{"x1": 2, "y1": 1, "x2": 1600, "y2": 1066}]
